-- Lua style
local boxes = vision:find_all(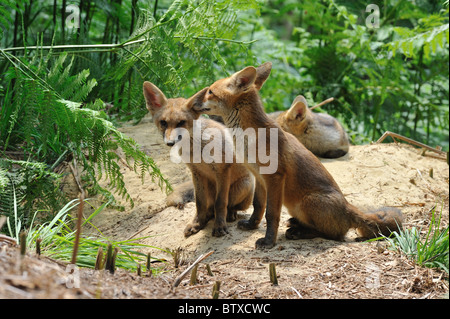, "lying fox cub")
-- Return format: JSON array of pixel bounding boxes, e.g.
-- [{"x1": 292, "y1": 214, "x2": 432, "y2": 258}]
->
[
  {"x1": 143, "y1": 82, "x2": 255, "y2": 238},
  {"x1": 269, "y1": 96, "x2": 349, "y2": 158}
]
